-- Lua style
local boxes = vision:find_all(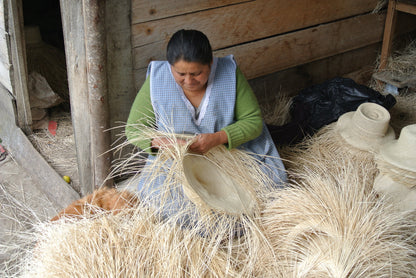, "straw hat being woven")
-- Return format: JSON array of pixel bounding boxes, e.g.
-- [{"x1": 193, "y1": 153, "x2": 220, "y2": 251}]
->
[
  {"x1": 378, "y1": 124, "x2": 416, "y2": 172},
  {"x1": 336, "y1": 102, "x2": 395, "y2": 152},
  {"x1": 182, "y1": 153, "x2": 257, "y2": 215}
]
